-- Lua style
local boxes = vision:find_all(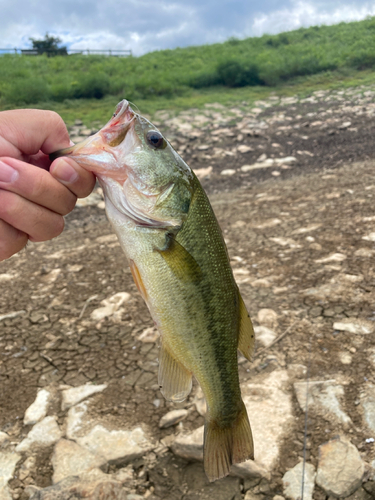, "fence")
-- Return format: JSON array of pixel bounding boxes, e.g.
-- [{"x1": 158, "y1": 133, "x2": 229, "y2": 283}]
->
[{"x1": 0, "y1": 48, "x2": 132, "y2": 57}]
